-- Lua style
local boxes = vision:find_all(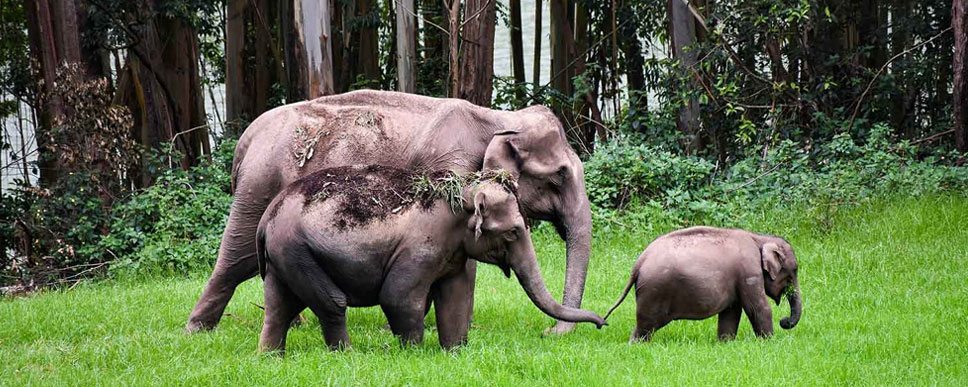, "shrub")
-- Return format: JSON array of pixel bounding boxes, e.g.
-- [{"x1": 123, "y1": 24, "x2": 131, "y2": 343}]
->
[{"x1": 99, "y1": 140, "x2": 235, "y2": 276}]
